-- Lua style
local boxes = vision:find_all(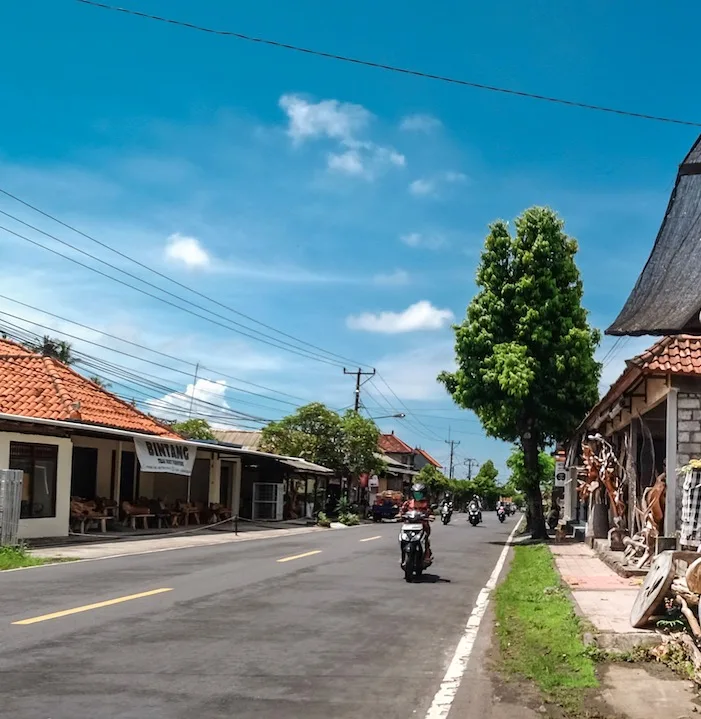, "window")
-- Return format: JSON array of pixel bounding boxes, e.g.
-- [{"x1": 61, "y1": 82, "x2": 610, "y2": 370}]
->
[
  {"x1": 252, "y1": 482, "x2": 283, "y2": 521},
  {"x1": 10, "y1": 442, "x2": 58, "y2": 519}
]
